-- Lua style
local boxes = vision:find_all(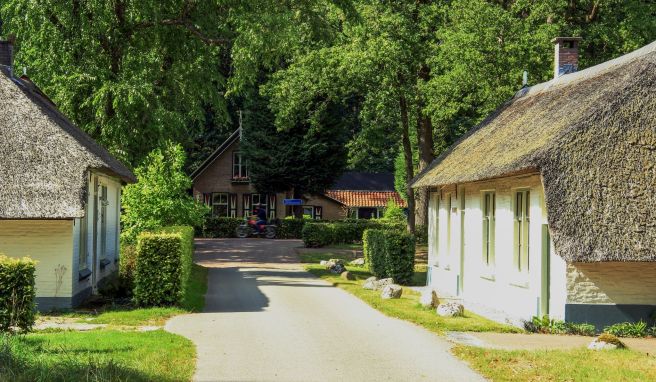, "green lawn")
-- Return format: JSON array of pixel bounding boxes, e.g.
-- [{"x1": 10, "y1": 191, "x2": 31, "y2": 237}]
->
[
  {"x1": 0, "y1": 330, "x2": 195, "y2": 382},
  {"x1": 47, "y1": 263, "x2": 209, "y2": 326},
  {"x1": 304, "y1": 262, "x2": 519, "y2": 334},
  {"x1": 454, "y1": 345, "x2": 656, "y2": 382}
]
